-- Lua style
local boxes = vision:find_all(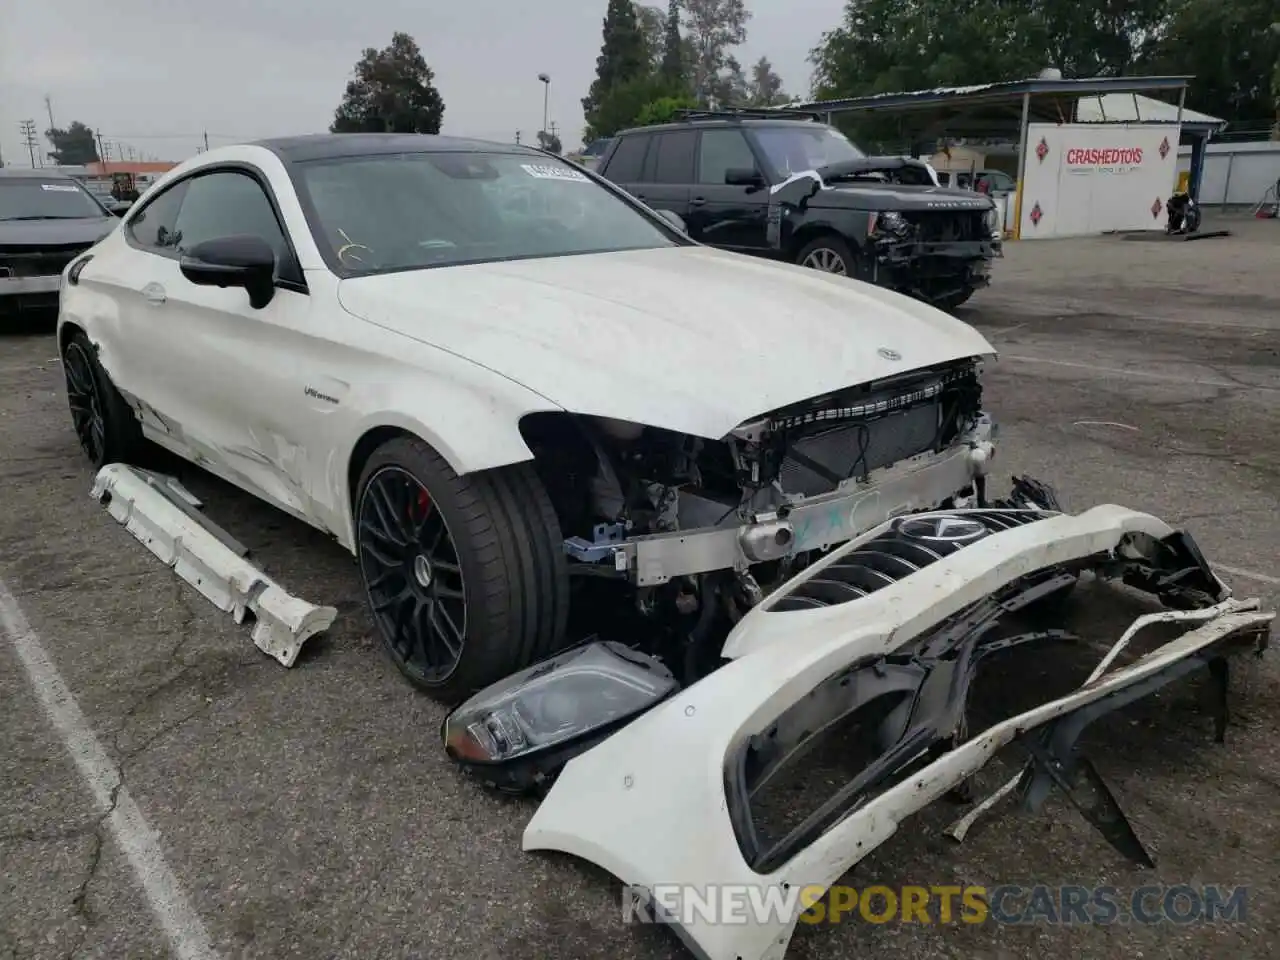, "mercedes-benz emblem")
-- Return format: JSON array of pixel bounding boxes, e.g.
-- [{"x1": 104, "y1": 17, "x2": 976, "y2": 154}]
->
[
  {"x1": 877, "y1": 347, "x2": 902, "y2": 361},
  {"x1": 896, "y1": 515, "x2": 990, "y2": 543}
]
